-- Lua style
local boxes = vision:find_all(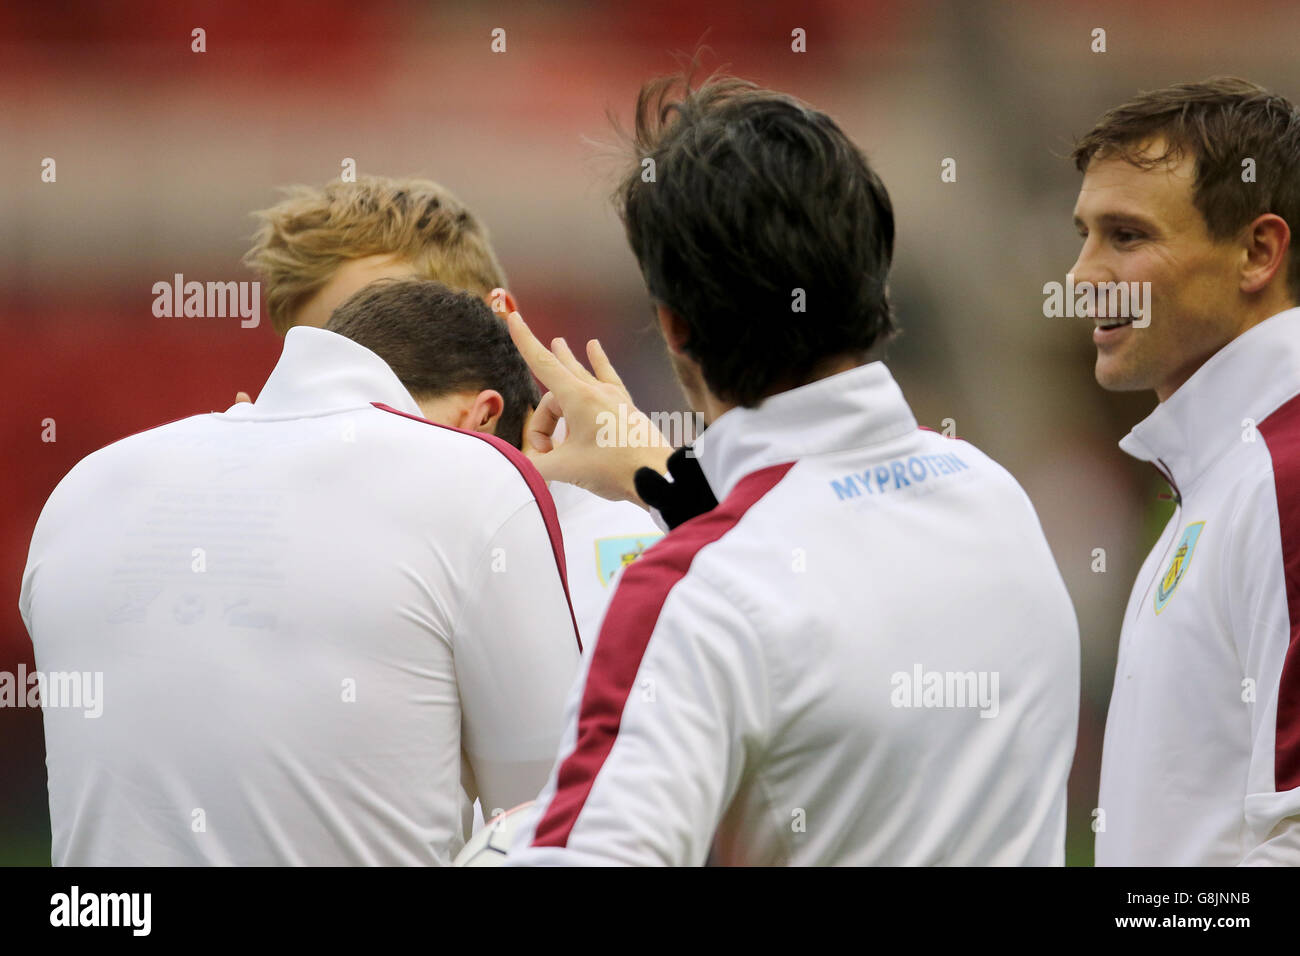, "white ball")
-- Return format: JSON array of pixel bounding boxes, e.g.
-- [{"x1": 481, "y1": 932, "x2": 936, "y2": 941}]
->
[{"x1": 453, "y1": 802, "x2": 534, "y2": 867}]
